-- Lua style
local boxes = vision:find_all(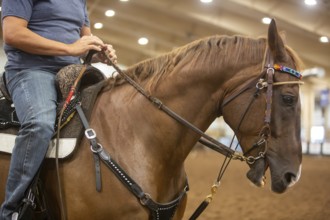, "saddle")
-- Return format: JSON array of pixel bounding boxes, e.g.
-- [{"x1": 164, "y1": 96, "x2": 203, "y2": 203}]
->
[{"x1": 0, "y1": 64, "x2": 107, "y2": 158}]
